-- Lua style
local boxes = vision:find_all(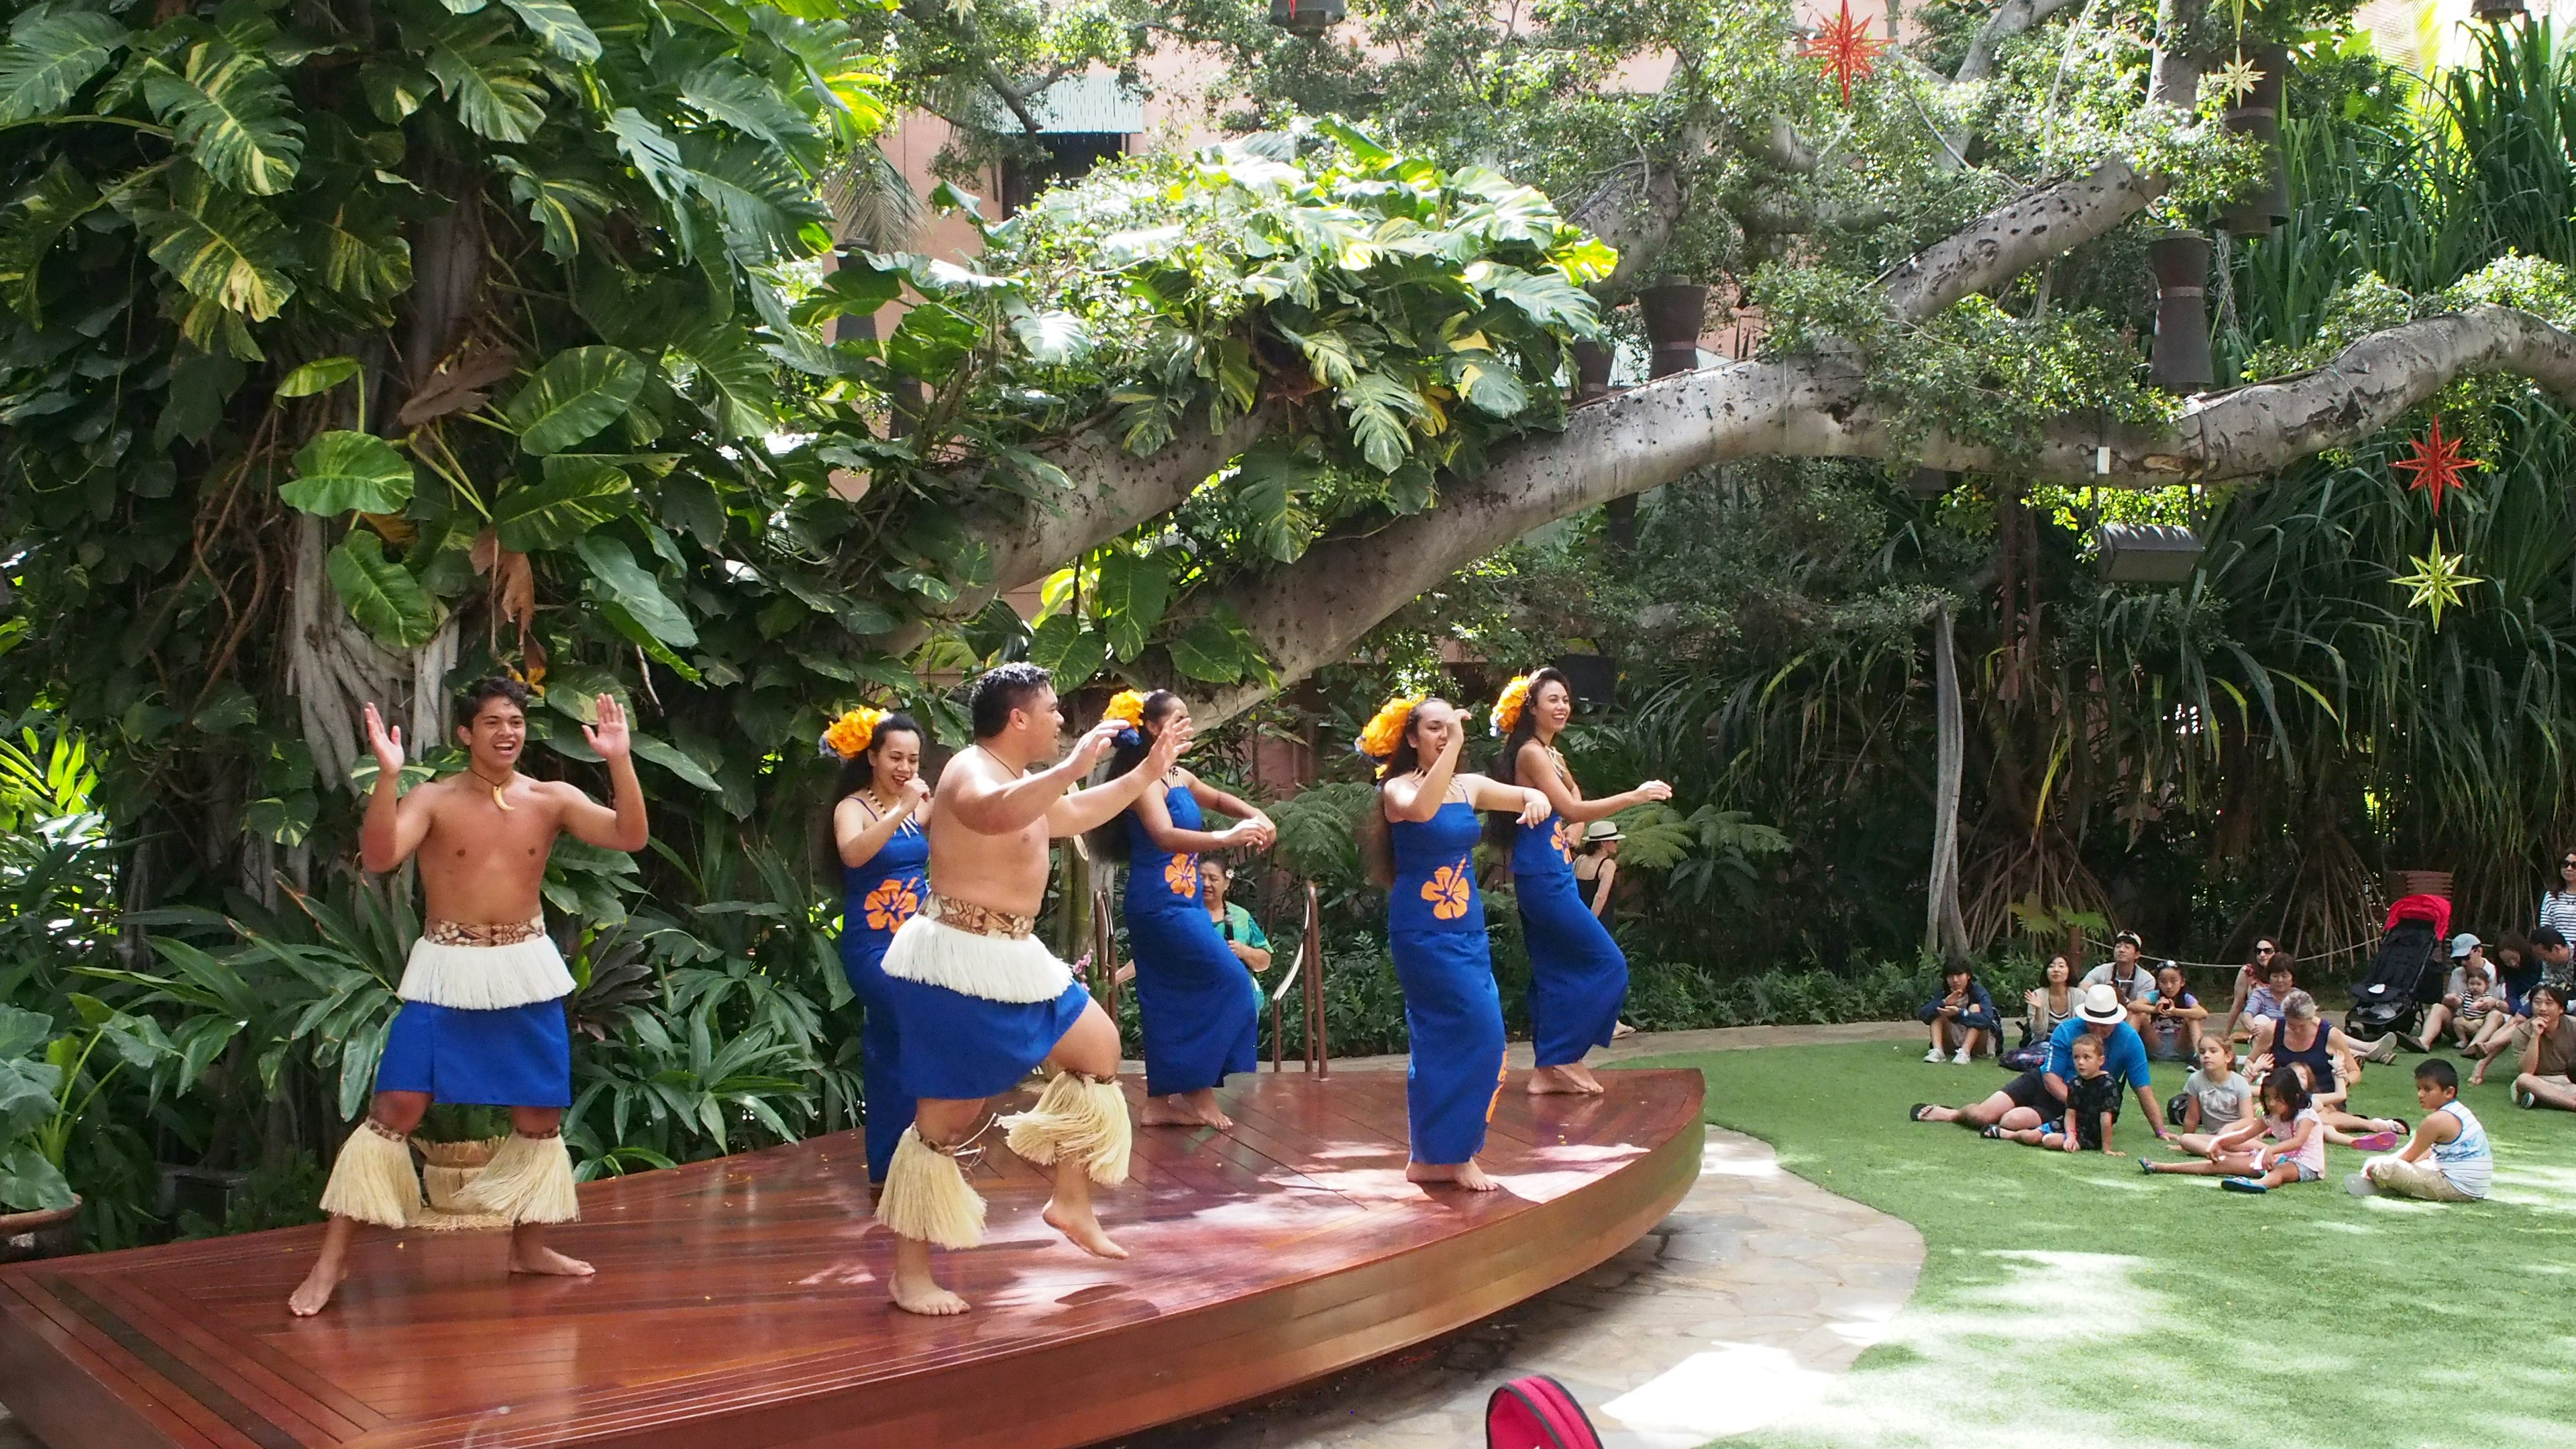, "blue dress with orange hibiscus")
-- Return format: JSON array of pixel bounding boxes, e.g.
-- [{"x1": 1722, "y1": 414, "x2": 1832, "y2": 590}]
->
[{"x1": 1387, "y1": 798, "x2": 1507, "y2": 1165}]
